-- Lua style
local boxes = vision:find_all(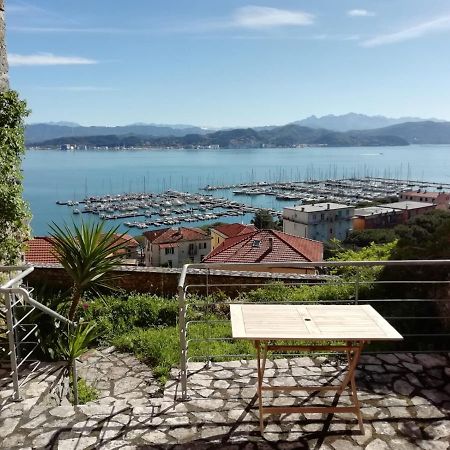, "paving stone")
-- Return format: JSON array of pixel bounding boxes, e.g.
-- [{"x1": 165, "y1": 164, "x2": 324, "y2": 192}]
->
[
  {"x1": 424, "y1": 420, "x2": 450, "y2": 439},
  {"x1": 366, "y1": 438, "x2": 390, "y2": 450},
  {"x1": 403, "y1": 362, "x2": 424, "y2": 372},
  {"x1": 114, "y1": 376, "x2": 143, "y2": 395},
  {"x1": 389, "y1": 438, "x2": 422, "y2": 450},
  {"x1": 168, "y1": 426, "x2": 199, "y2": 442},
  {"x1": 1, "y1": 433, "x2": 26, "y2": 448},
  {"x1": 422, "y1": 389, "x2": 450, "y2": 405},
  {"x1": 373, "y1": 421, "x2": 396, "y2": 435},
  {"x1": 387, "y1": 406, "x2": 412, "y2": 418},
  {"x1": 32, "y1": 430, "x2": 59, "y2": 448},
  {"x1": 417, "y1": 441, "x2": 450, "y2": 450},
  {"x1": 57, "y1": 436, "x2": 98, "y2": 450},
  {"x1": 393, "y1": 379, "x2": 415, "y2": 396},
  {"x1": 331, "y1": 439, "x2": 361, "y2": 449},
  {"x1": 49, "y1": 405, "x2": 76, "y2": 418},
  {"x1": 378, "y1": 354, "x2": 400, "y2": 364},
  {"x1": 415, "y1": 404, "x2": 446, "y2": 419},
  {"x1": 0, "y1": 417, "x2": 20, "y2": 437},
  {"x1": 398, "y1": 421, "x2": 423, "y2": 438},
  {"x1": 415, "y1": 354, "x2": 448, "y2": 369}
]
